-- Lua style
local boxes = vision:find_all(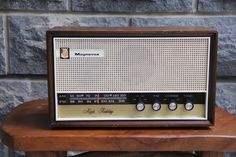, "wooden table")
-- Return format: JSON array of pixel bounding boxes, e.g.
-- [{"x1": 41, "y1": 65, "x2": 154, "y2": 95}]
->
[{"x1": 1, "y1": 100, "x2": 236, "y2": 157}]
